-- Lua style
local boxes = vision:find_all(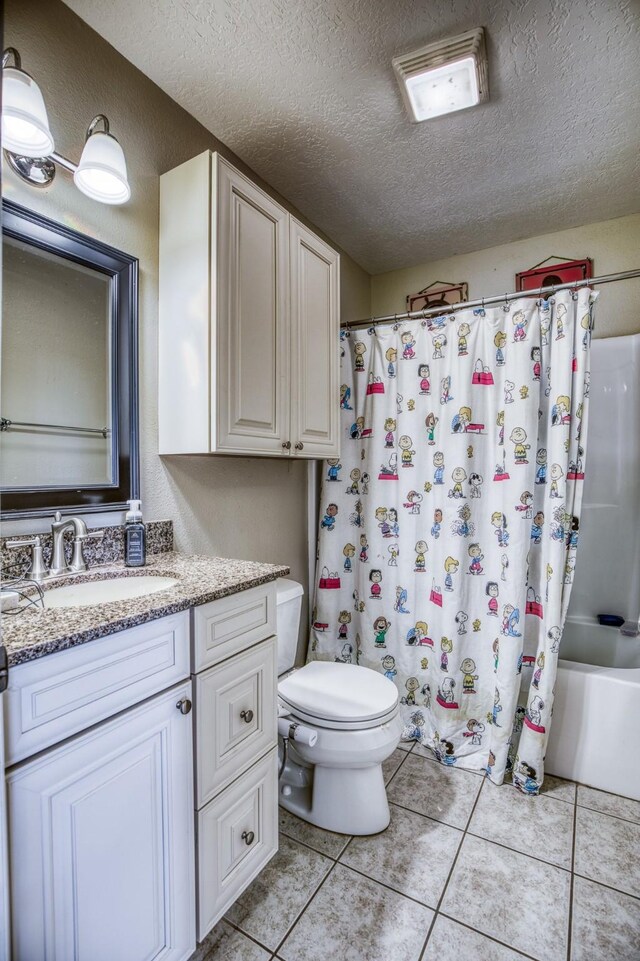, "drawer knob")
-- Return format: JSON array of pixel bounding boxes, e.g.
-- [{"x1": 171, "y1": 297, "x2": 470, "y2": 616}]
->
[
  {"x1": 295, "y1": 442, "x2": 304, "y2": 450},
  {"x1": 240, "y1": 709, "x2": 254, "y2": 724},
  {"x1": 282, "y1": 441, "x2": 291, "y2": 449},
  {"x1": 176, "y1": 697, "x2": 192, "y2": 715},
  {"x1": 241, "y1": 830, "x2": 255, "y2": 846}
]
